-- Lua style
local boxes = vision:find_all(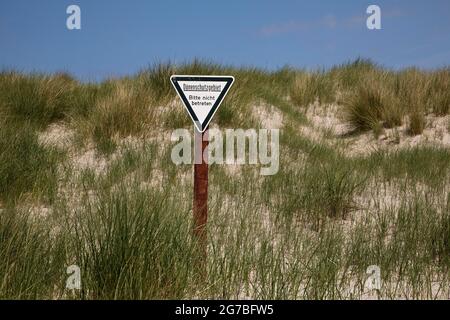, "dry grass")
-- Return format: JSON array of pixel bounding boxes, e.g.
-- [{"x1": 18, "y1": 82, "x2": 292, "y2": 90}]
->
[
  {"x1": 339, "y1": 70, "x2": 401, "y2": 132},
  {"x1": 76, "y1": 82, "x2": 154, "y2": 153},
  {"x1": 409, "y1": 111, "x2": 426, "y2": 135},
  {"x1": 290, "y1": 71, "x2": 335, "y2": 107},
  {"x1": 429, "y1": 68, "x2": 450, "y2": 115}
]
